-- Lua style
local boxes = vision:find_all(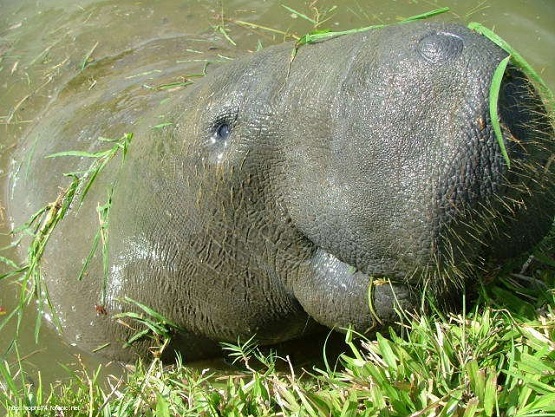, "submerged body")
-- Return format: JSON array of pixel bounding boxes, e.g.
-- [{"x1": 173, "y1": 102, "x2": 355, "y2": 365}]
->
[{"x1": 8, "y1": 21, "x2": 554, "y2": 360}]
